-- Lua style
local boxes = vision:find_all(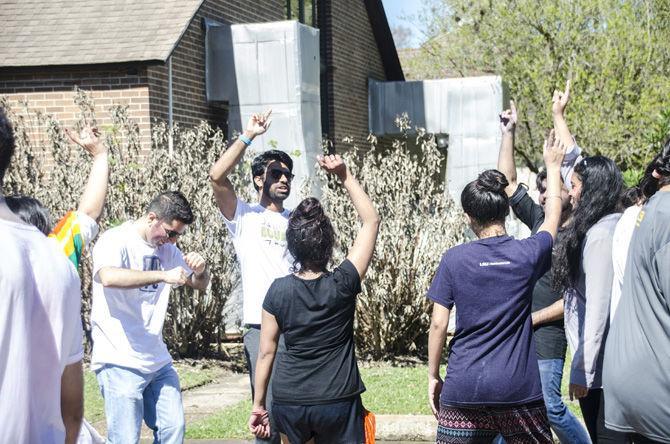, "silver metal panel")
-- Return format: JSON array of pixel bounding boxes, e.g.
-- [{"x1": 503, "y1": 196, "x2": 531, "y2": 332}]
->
[
  {"x1": 368, "y1": 76, "x2": 504, "y2": 202},
  {"x1": 218, "y1": 20, "x2": 321, "y2": 209},
  {"x1": 297, "y1": 24, "x2": 321, "y2": 103}
]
